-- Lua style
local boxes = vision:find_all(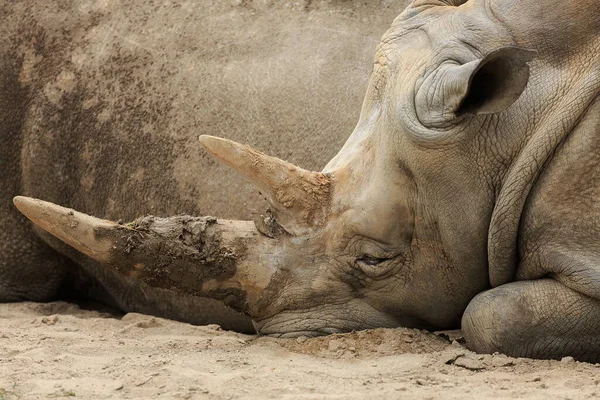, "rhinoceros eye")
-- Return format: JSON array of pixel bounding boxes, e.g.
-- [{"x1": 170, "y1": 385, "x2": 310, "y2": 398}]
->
[
  {"x1": 412, "y1": 0, "x2": 468, "y2": 6},
  {"x1": 356, "y1": 256, "x2": 388, "y2": 266},
  {"x1": 355, "y1": 255, "x2": 397, "y2": 279},
  {"x1": 442, "y1": 0, "x2": 468, "y2": 5}
]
